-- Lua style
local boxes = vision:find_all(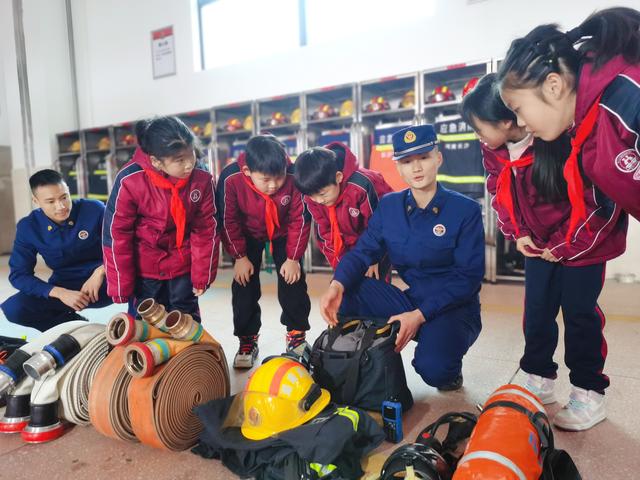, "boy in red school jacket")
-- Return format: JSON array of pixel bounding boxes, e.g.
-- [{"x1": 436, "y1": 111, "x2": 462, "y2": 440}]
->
[
  {"x1": 215, "y1": 134, "x2": 311, "y2": 369},
  {"x1": 294, "y1": 142, "x2": 393, "y2": 275},
  {"x1": 103, "y1": 117, "x2": 219, "y2": 322}
]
